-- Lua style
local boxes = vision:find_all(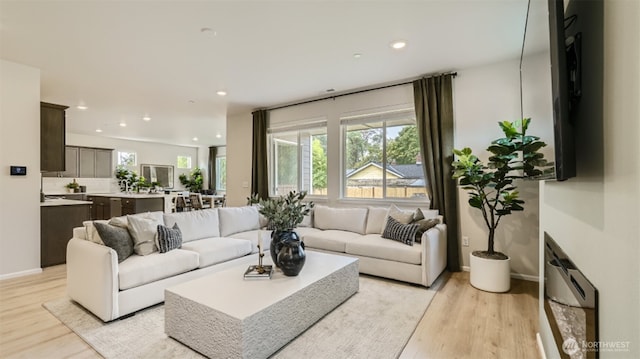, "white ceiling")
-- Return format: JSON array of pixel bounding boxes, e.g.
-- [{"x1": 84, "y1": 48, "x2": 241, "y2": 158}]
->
[{"x1": 0, "y1": 0, "x2": 529, "y2": 148}]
